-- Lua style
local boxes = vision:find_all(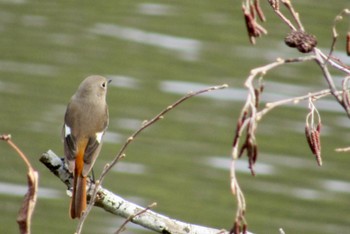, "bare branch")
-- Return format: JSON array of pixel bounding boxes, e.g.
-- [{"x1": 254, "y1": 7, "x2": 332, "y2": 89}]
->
[
  {"x1": 335, "y1": 147, "x2": 350, "y2": 152},
  {"x1": 267, "y1": 0, "x2": 297, "y2": 31},
  {"x1": 40, "y1": 150, "x2": 245, "y2": 234},
  {"x1": 327, "y1": 8, "x2": 350, "y2": 62},
  {"x1": 1, "y1": 134, "x2": 38, "y2": 234},
  {"x1": 281, "y1": 0, "x2": 304, "y2": 31}
]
